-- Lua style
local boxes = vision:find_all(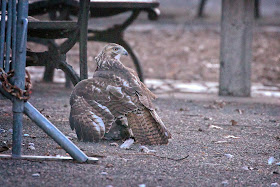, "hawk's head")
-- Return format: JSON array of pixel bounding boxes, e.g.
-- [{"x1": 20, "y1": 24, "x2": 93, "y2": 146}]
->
[{"x1": 101, "y1": 43, "x2": 128, "y2": 60}]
